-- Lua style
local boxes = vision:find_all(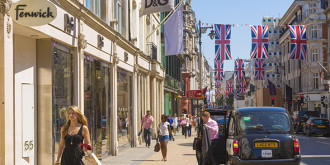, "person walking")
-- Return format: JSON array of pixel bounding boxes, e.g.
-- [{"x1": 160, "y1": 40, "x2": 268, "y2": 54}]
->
[
  {"x1": 167, "y1": 115, "x2": 173, "y2": 140},
  {"x1": 173, "y1": 114, "x2": 178, "y2": 135},
  {"x1": 55, "y1": 105, "x2": 91, "y2": 165},
  {"x1": 157, "y1": 114, "x2": 174, "y2": 161},
  {"x1": 201, "y1": 111, "x2": 218, "y2": 165},
  {"x1": 188, "y1": 115, "x2": 193, "y2": 137},
  {"x1": 141, "y1": 110, "x2": 154, "y2": 148},
  {"x1": 181, "y1": 115, "x2": 188, "y2": 139}
]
